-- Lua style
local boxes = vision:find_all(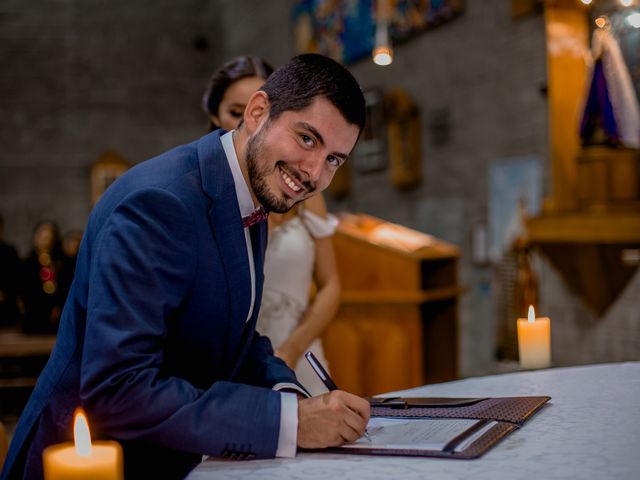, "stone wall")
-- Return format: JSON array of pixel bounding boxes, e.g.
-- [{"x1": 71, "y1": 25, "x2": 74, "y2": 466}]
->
[
  {"x1": 1, "y1": 0, "x2": 285, "y2": 252},
  {"x1": 539, "y1": 256, "x2": 640, "y2": 367}
]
